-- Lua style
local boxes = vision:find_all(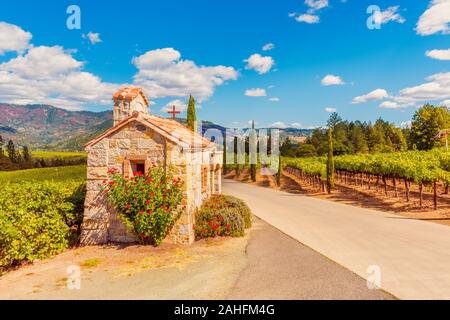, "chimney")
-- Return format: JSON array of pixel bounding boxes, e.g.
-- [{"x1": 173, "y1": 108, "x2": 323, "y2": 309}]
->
[{"x1": 112, "y1": 86, "x2": 150, "y2": 126}]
